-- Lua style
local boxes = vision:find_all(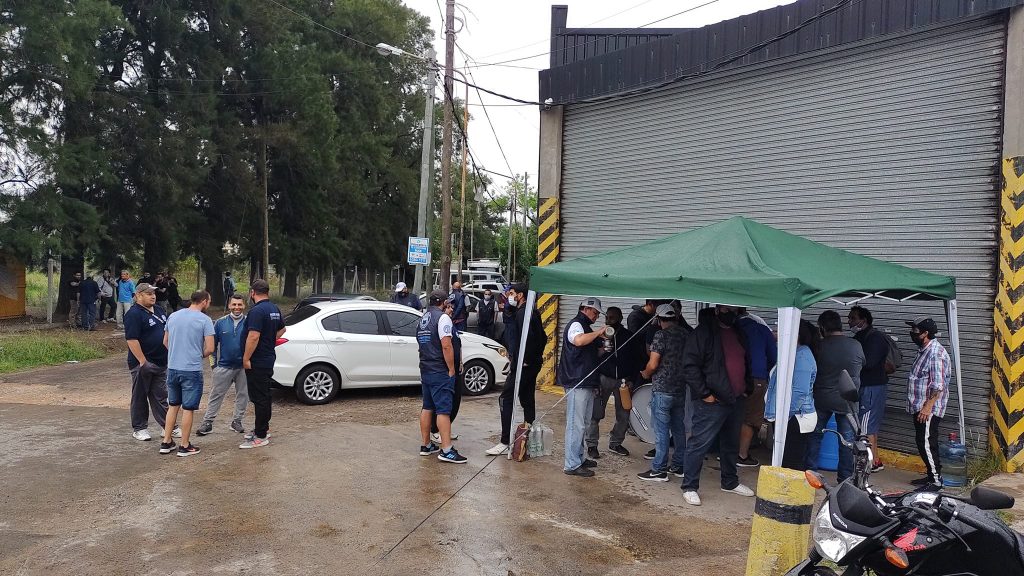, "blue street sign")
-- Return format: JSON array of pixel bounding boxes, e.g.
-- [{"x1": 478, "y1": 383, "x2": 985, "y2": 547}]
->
[{"x1": 408, "y1": 237, "x2": 430, "y2": 266}]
